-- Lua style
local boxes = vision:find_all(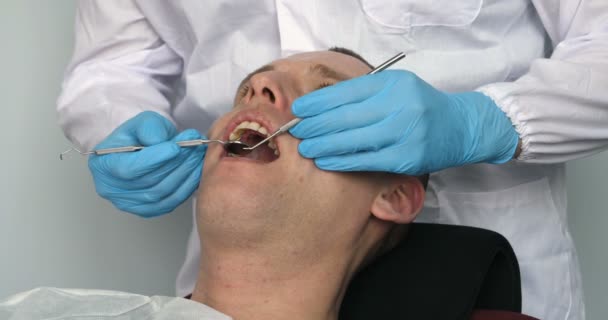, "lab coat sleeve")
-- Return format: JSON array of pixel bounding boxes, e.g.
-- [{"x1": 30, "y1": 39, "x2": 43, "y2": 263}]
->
[
  {"x1": 57, "y1": 0, "x2": 183, "y2": 150},
  {"x1": 477, "y1": 0, "x2": 608, "y2": 163}
]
